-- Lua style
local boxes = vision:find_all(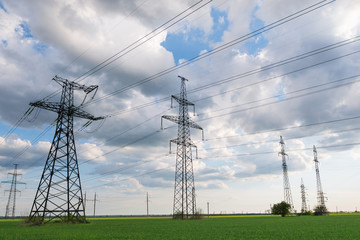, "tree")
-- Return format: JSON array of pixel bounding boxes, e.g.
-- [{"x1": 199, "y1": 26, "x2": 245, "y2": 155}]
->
[
  {"x1": 313, "y1": 205, "x2": 328, "y2": 216},
  {"x1": 271, "y1": 201, "x2": 291, "y2": 217}
]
